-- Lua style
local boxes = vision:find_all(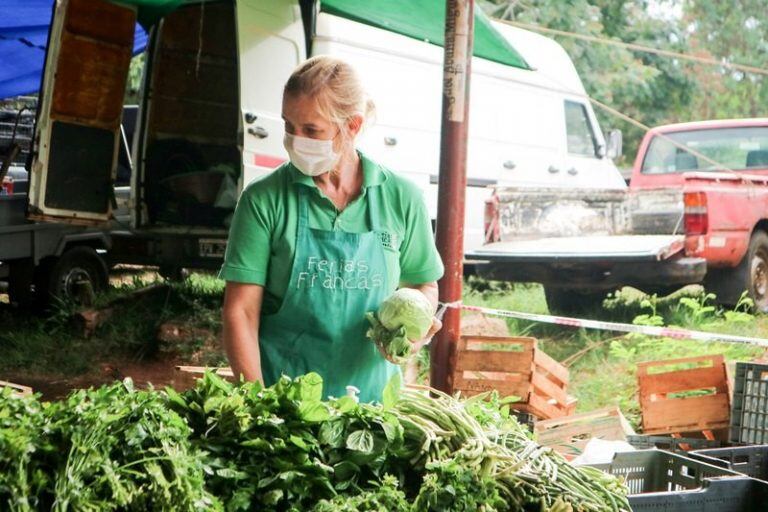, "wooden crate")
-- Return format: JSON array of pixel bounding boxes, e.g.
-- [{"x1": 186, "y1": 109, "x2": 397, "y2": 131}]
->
[
  {"x1": 450, "y1": 335, "x2": 575, "y2": 420},
  {"x1": 638, "y1": 354, "x2": 730, "y2": 436},
  {"x1": 173, "y1": 366, "x2": 235, "y2": 391},
  {"x1": 535, "y1": 407, "x2": 636, "y2": 459},
  {"x1": 0, "y1": 380, "x2": 33, "y2": 397}
]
